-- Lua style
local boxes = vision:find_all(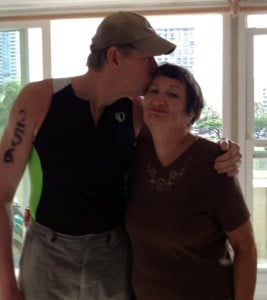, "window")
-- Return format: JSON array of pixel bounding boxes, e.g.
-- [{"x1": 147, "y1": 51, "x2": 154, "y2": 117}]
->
[
  {"x1": 50, "y1": 18, "x2": 102, "y2": 77},
  {"x1": 0, "y1": 25, "x2": 43, "y2": 271},
  {"x1": 252, "y1": 35, "x2": 267, "y2": 266},
  {"x1": 246, "y1": 18, "x2": 267, "y2": 267},
  {"x1": 239, "y1": 13, "x2": 267, "y2": 299},
  {"x1": 147, "y1": 14, "x2": 223, "y2": 141}
]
